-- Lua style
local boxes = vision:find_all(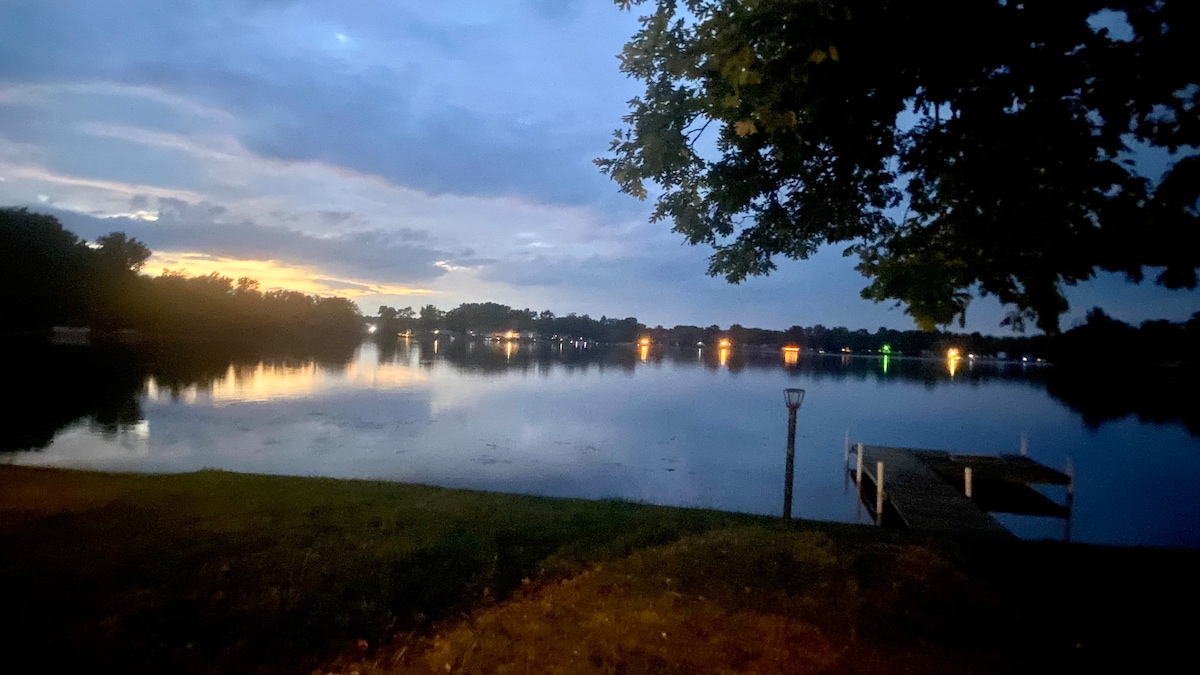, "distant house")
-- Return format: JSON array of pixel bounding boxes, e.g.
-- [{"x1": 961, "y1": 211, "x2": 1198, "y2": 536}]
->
[
  {"x1": 50, "y1": 326, "x2": 91, "y2": 346},
  {"x1": 490, "y1": 330, "x2": 538, "y2": 341}
]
